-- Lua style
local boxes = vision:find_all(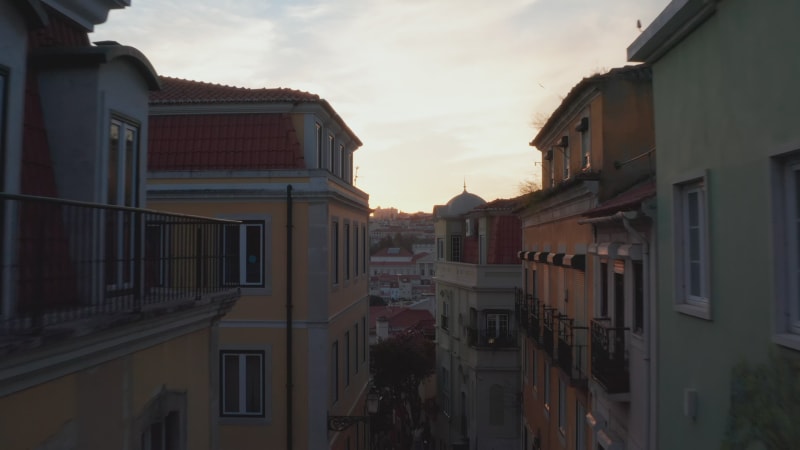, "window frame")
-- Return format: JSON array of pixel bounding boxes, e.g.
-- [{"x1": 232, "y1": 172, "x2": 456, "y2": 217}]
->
[
  {"x1": 562, "y1": 137, "x2": 571, "y2": 180},
  {"x1": 672, "y1": 172, "x2": 712, "y2": 319},
  {"x1": 579, "y1": 117, "x2": 590, "y2": 170},
  {"x1": 220, "y1": 350, "x2": 266, "y2": 418},
  {"x1": 316, "y1": 122, "x2": 323, "y2": 169},
  {"x1": 223, "y1": 220, "x2": 266, "y2": 287},
  {"x1": 773, "y1": 152, "x2": 800, "y2": 350},
  {"x1": 450, "y1": 235, "x2": 462, "y2": 262},
  {"x1": 332, "y1": 220, "x2": 339, "y2": 285},
  {"x1": 344, "y1": 222, "x2": 351, "y2": 281},
  {"x1": 331, "y1": 340, "x2": 339, "y2": 404}
]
